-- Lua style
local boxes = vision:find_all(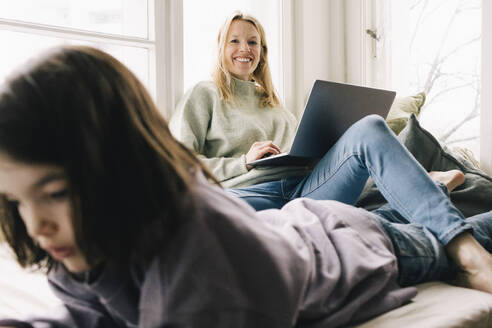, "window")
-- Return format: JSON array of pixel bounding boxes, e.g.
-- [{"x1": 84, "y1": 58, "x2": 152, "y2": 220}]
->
[
  {"x1": 387, "y1": 0, "x2": 481, "y2": 158},
  {"x1": 482, "y1": 0, "x2": 492, "y2": 174},
  {"x1": 0, "y1": 0, "x2": 155, "y2": 98},
  {"x1": 182, "y1": 0, "x2": 283, "y2": 98}
]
